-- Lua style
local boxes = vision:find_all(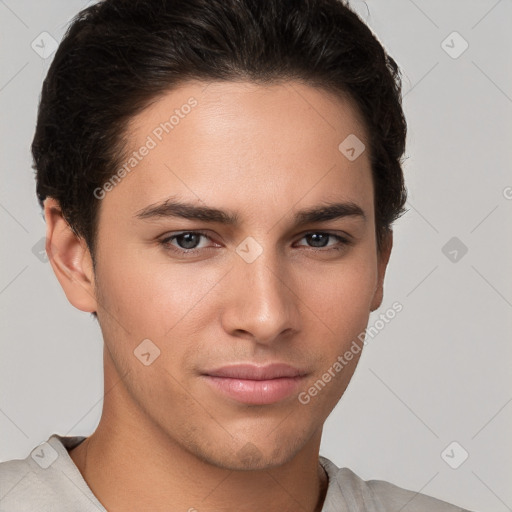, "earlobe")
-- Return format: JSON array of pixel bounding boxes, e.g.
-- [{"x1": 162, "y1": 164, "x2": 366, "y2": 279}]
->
[
  {"x1": 370, "y1": 230, "x2": 393, "y2": 312},
  {"x1": 43, "y1": 198, "x2": 97, "y2": 313}
]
